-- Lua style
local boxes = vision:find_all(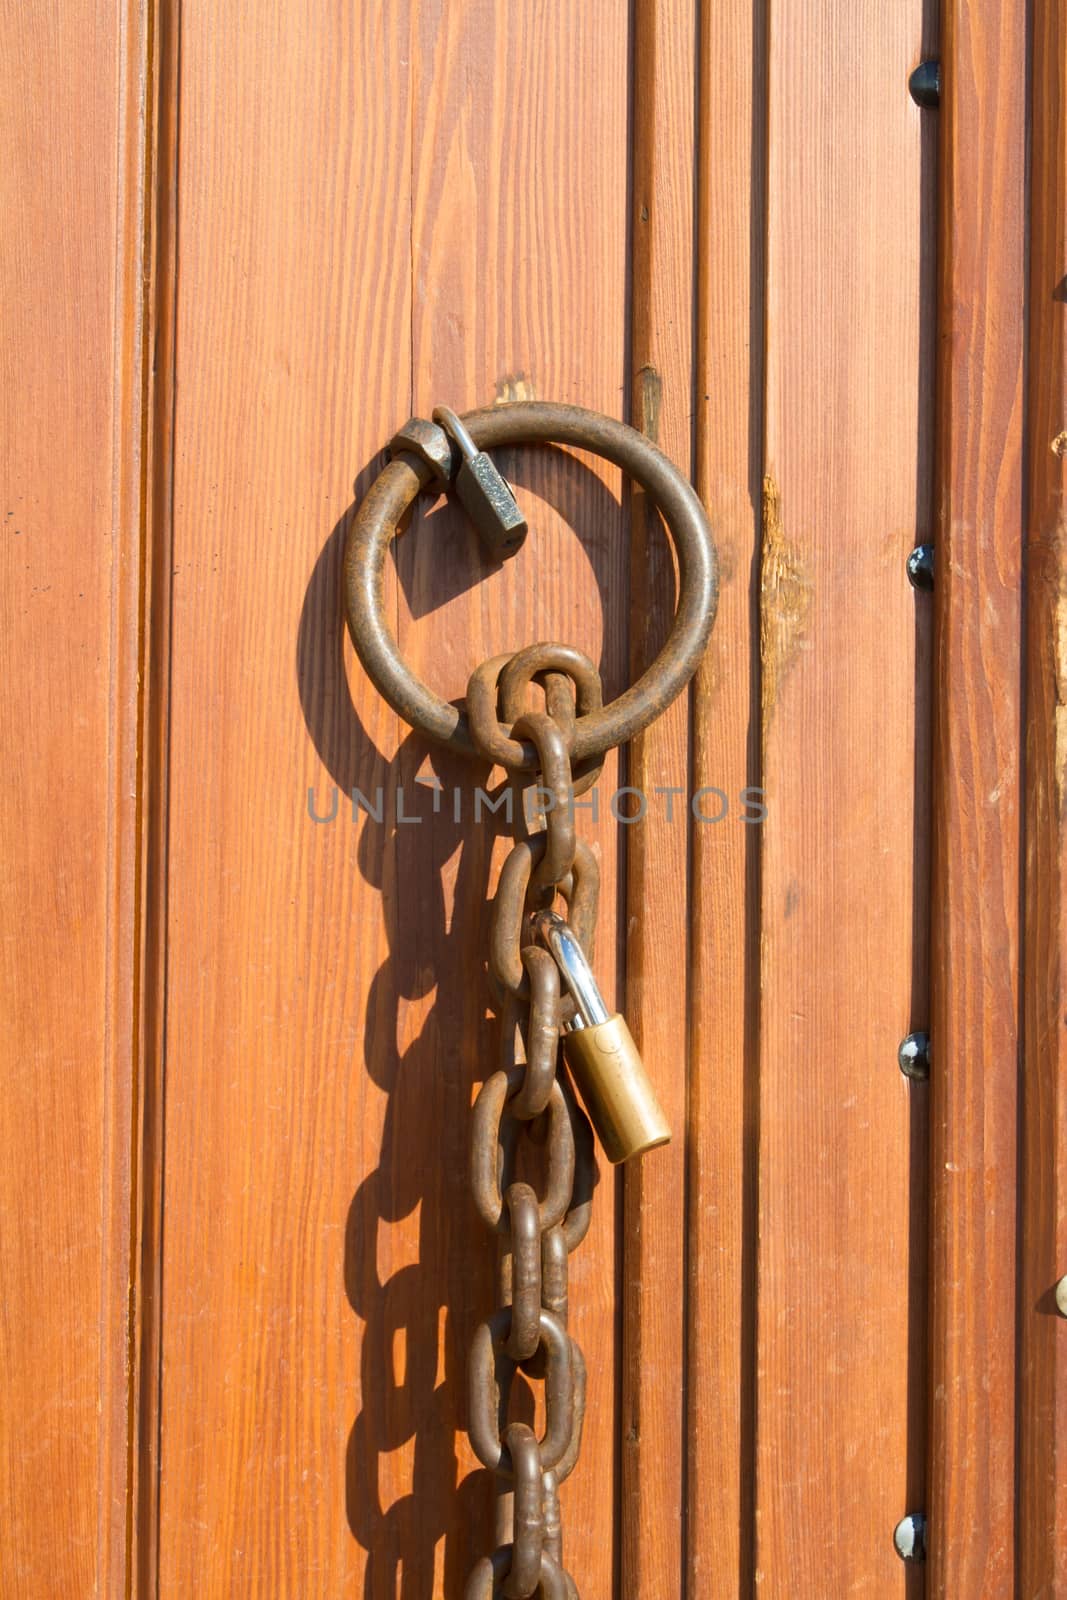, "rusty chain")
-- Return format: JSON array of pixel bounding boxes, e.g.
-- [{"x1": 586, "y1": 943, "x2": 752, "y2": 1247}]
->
[
  {"x1": 464, "y1": 646, "x2": 601, "y2": 1600},
  {"x1": 344, "y1": 403, "x2": 717, "y2": 1594}
]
